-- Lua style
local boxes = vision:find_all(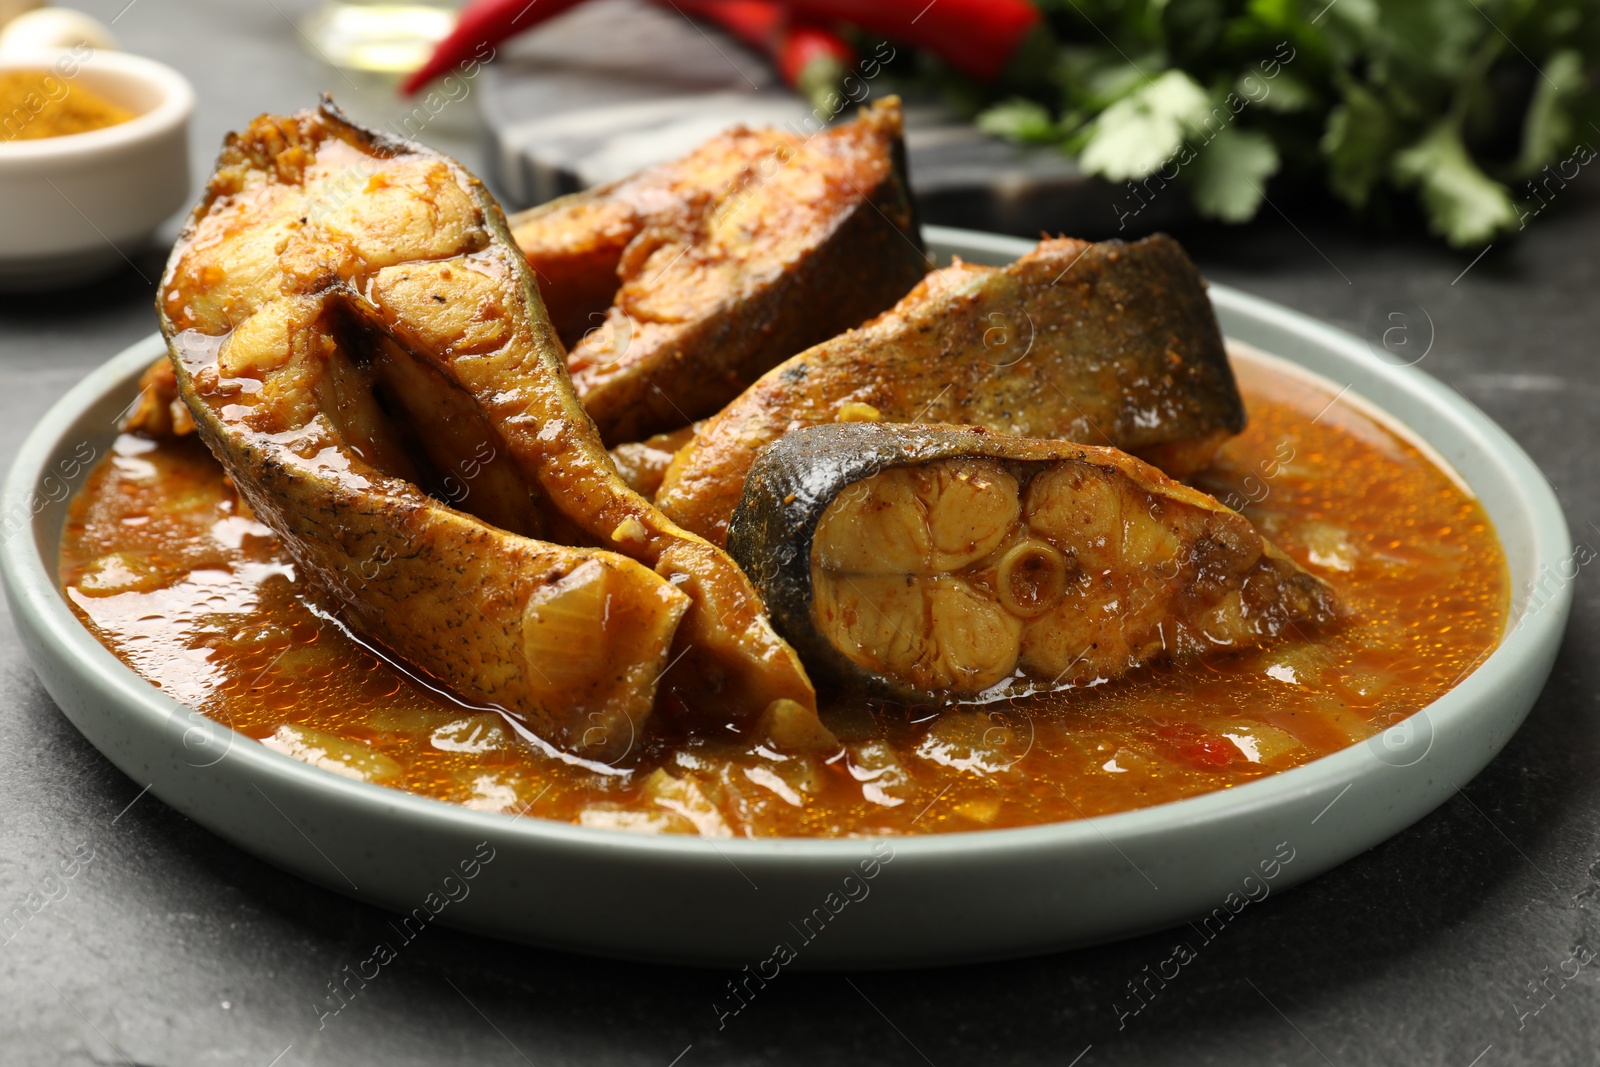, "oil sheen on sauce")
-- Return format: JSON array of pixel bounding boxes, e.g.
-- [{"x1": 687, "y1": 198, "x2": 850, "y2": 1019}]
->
[{"x1": 59, "y1": 350, "x2": 1509, "y2": 837}]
